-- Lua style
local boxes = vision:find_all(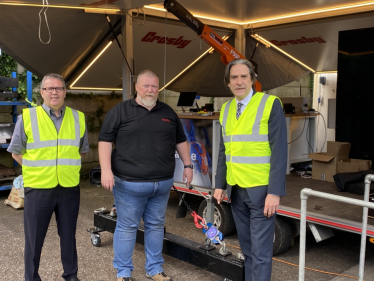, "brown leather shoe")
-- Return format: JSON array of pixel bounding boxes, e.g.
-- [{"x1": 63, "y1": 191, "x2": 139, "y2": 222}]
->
[{"x1": 146, "y1": 272, "x2": 172, "y2": 281}]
